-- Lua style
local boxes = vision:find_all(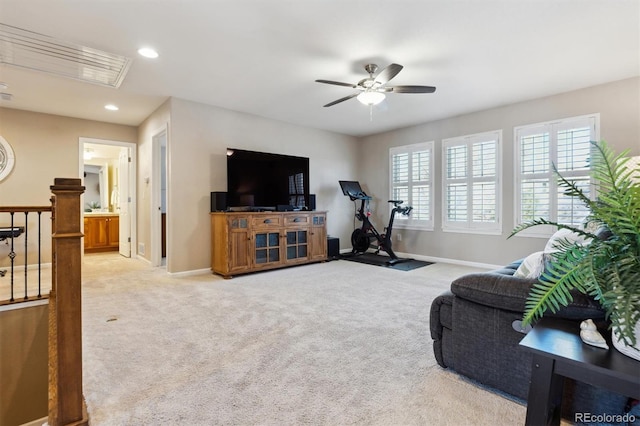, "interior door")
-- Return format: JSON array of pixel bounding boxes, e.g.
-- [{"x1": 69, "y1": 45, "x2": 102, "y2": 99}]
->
[{"x1": 118, "y1": 148, "x2": 131, "y2": 257}]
